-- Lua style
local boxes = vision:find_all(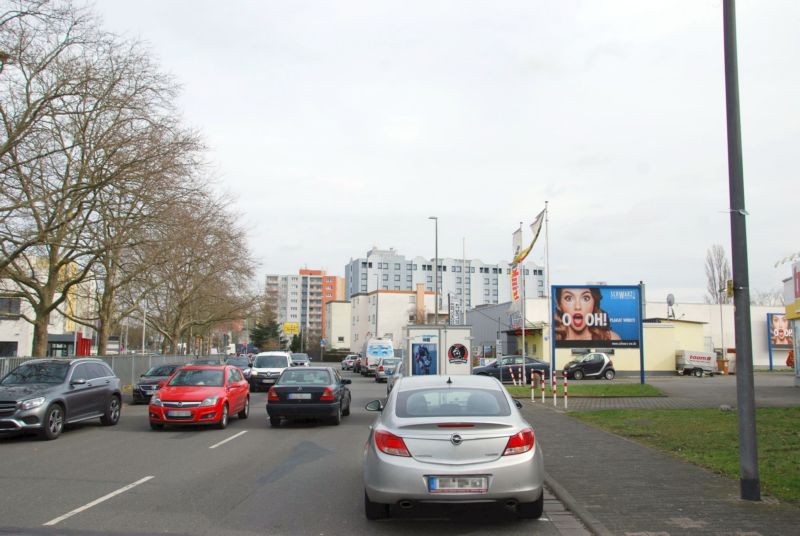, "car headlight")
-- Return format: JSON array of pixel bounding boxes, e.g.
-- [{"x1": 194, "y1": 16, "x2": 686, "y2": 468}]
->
[
  {"x1": 200, "y1": 396, "x2": 219, "y2": 407},
  {"x1": 250, "y1": 371, "x2": 258, "y2": 377},
  {"x1": 19, "y1": 397, "x2": 45, "y2": 411},
  {"x1": 150, "y1": 395, "x2": 163, "y2": 407}
]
